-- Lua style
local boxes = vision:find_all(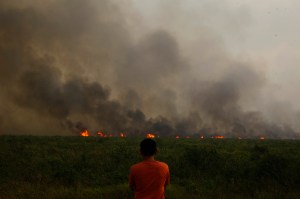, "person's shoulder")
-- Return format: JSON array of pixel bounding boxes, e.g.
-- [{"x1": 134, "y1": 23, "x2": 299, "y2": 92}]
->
[
  {"x1": 156, "y1": 161, "x2": 169, "y2": 174},
  {"x1": 156, "y1": 160, "x2": 168, "y2": 165},
  {"x1": 130, "y1": 162, "x2": 144, "y2": 170},
  {"x1": 156, "y1": 161, "x2": 169, "y2": 168}
]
